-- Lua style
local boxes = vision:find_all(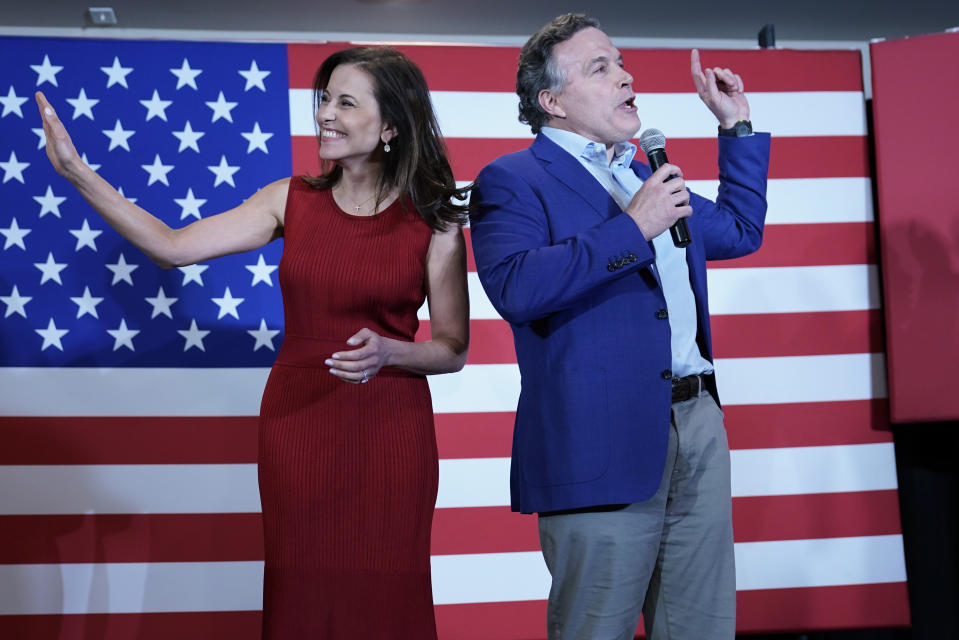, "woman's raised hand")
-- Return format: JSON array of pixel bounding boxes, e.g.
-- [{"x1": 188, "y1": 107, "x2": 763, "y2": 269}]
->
[{"x1": 35, "y1": 91, "x2": 86, "y2": 181}]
